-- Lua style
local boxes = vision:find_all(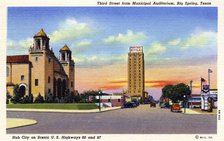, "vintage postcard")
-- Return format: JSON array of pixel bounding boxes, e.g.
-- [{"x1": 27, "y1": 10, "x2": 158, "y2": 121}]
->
[{"x1": 0, "y1": 0, "x2": 224, "y2": 141}]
